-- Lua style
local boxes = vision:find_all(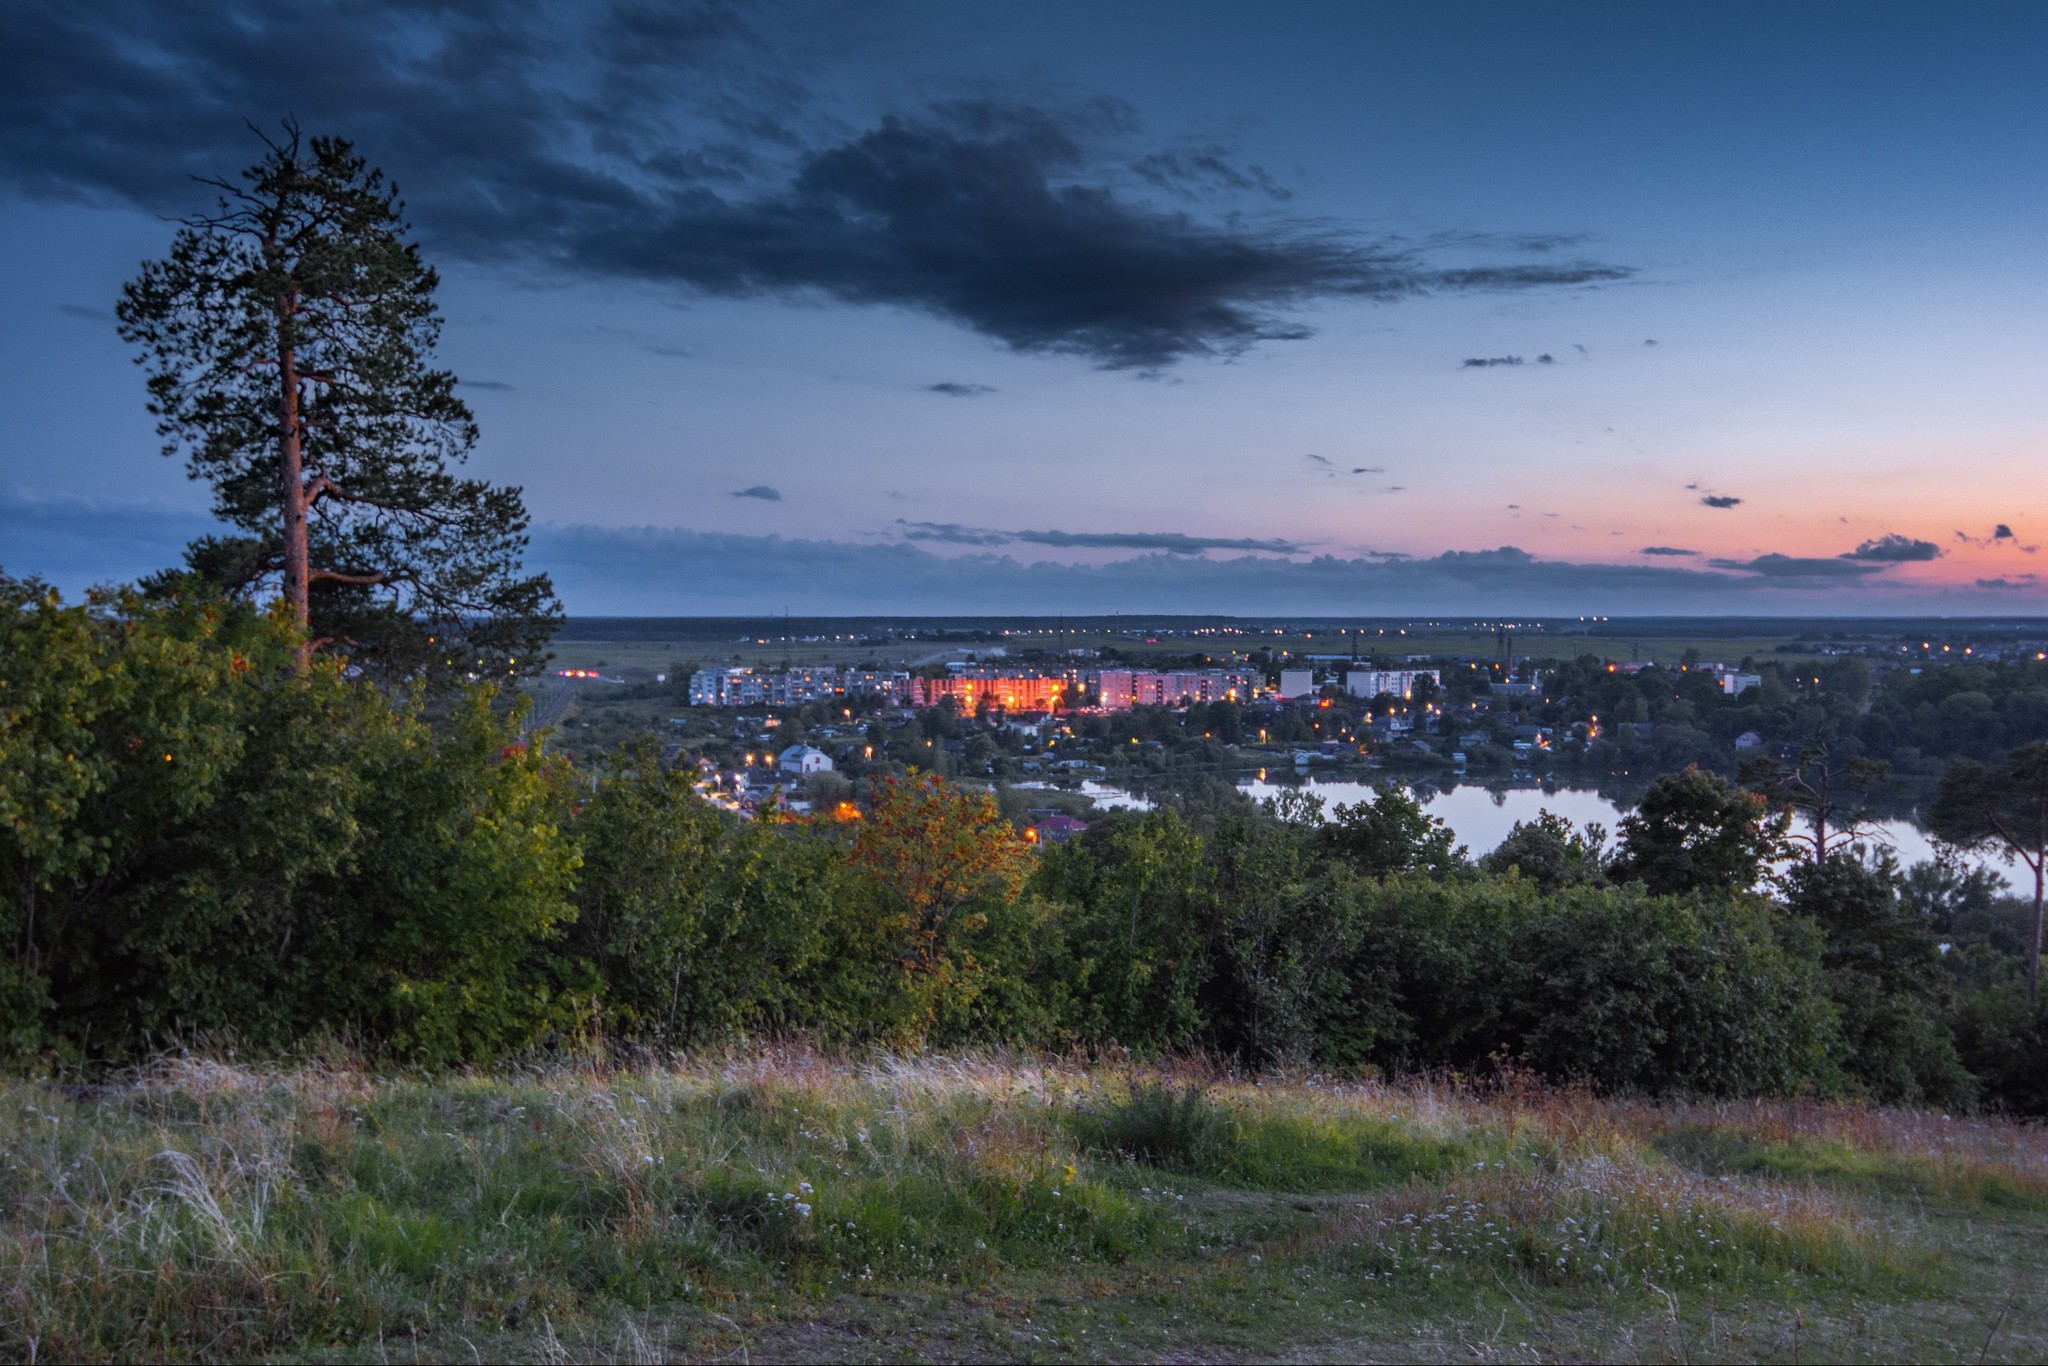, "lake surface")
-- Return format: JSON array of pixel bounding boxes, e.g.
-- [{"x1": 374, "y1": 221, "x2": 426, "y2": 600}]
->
[{"x1": 1074, "y1": 776, "x2": 2027, "y2": 881}]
